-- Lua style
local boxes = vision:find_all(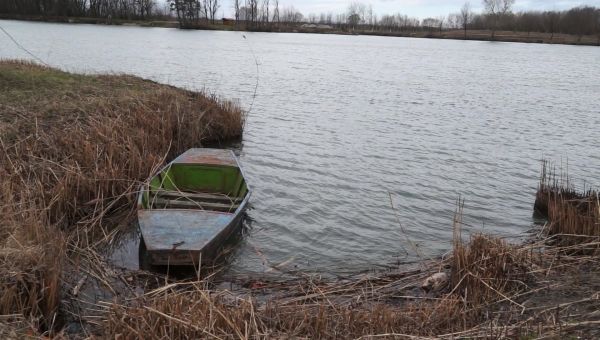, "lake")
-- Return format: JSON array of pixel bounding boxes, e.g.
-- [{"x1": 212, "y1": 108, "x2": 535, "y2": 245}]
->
[{"x1": 1, "y1": 19, "x2": 599, "y2": 275}]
